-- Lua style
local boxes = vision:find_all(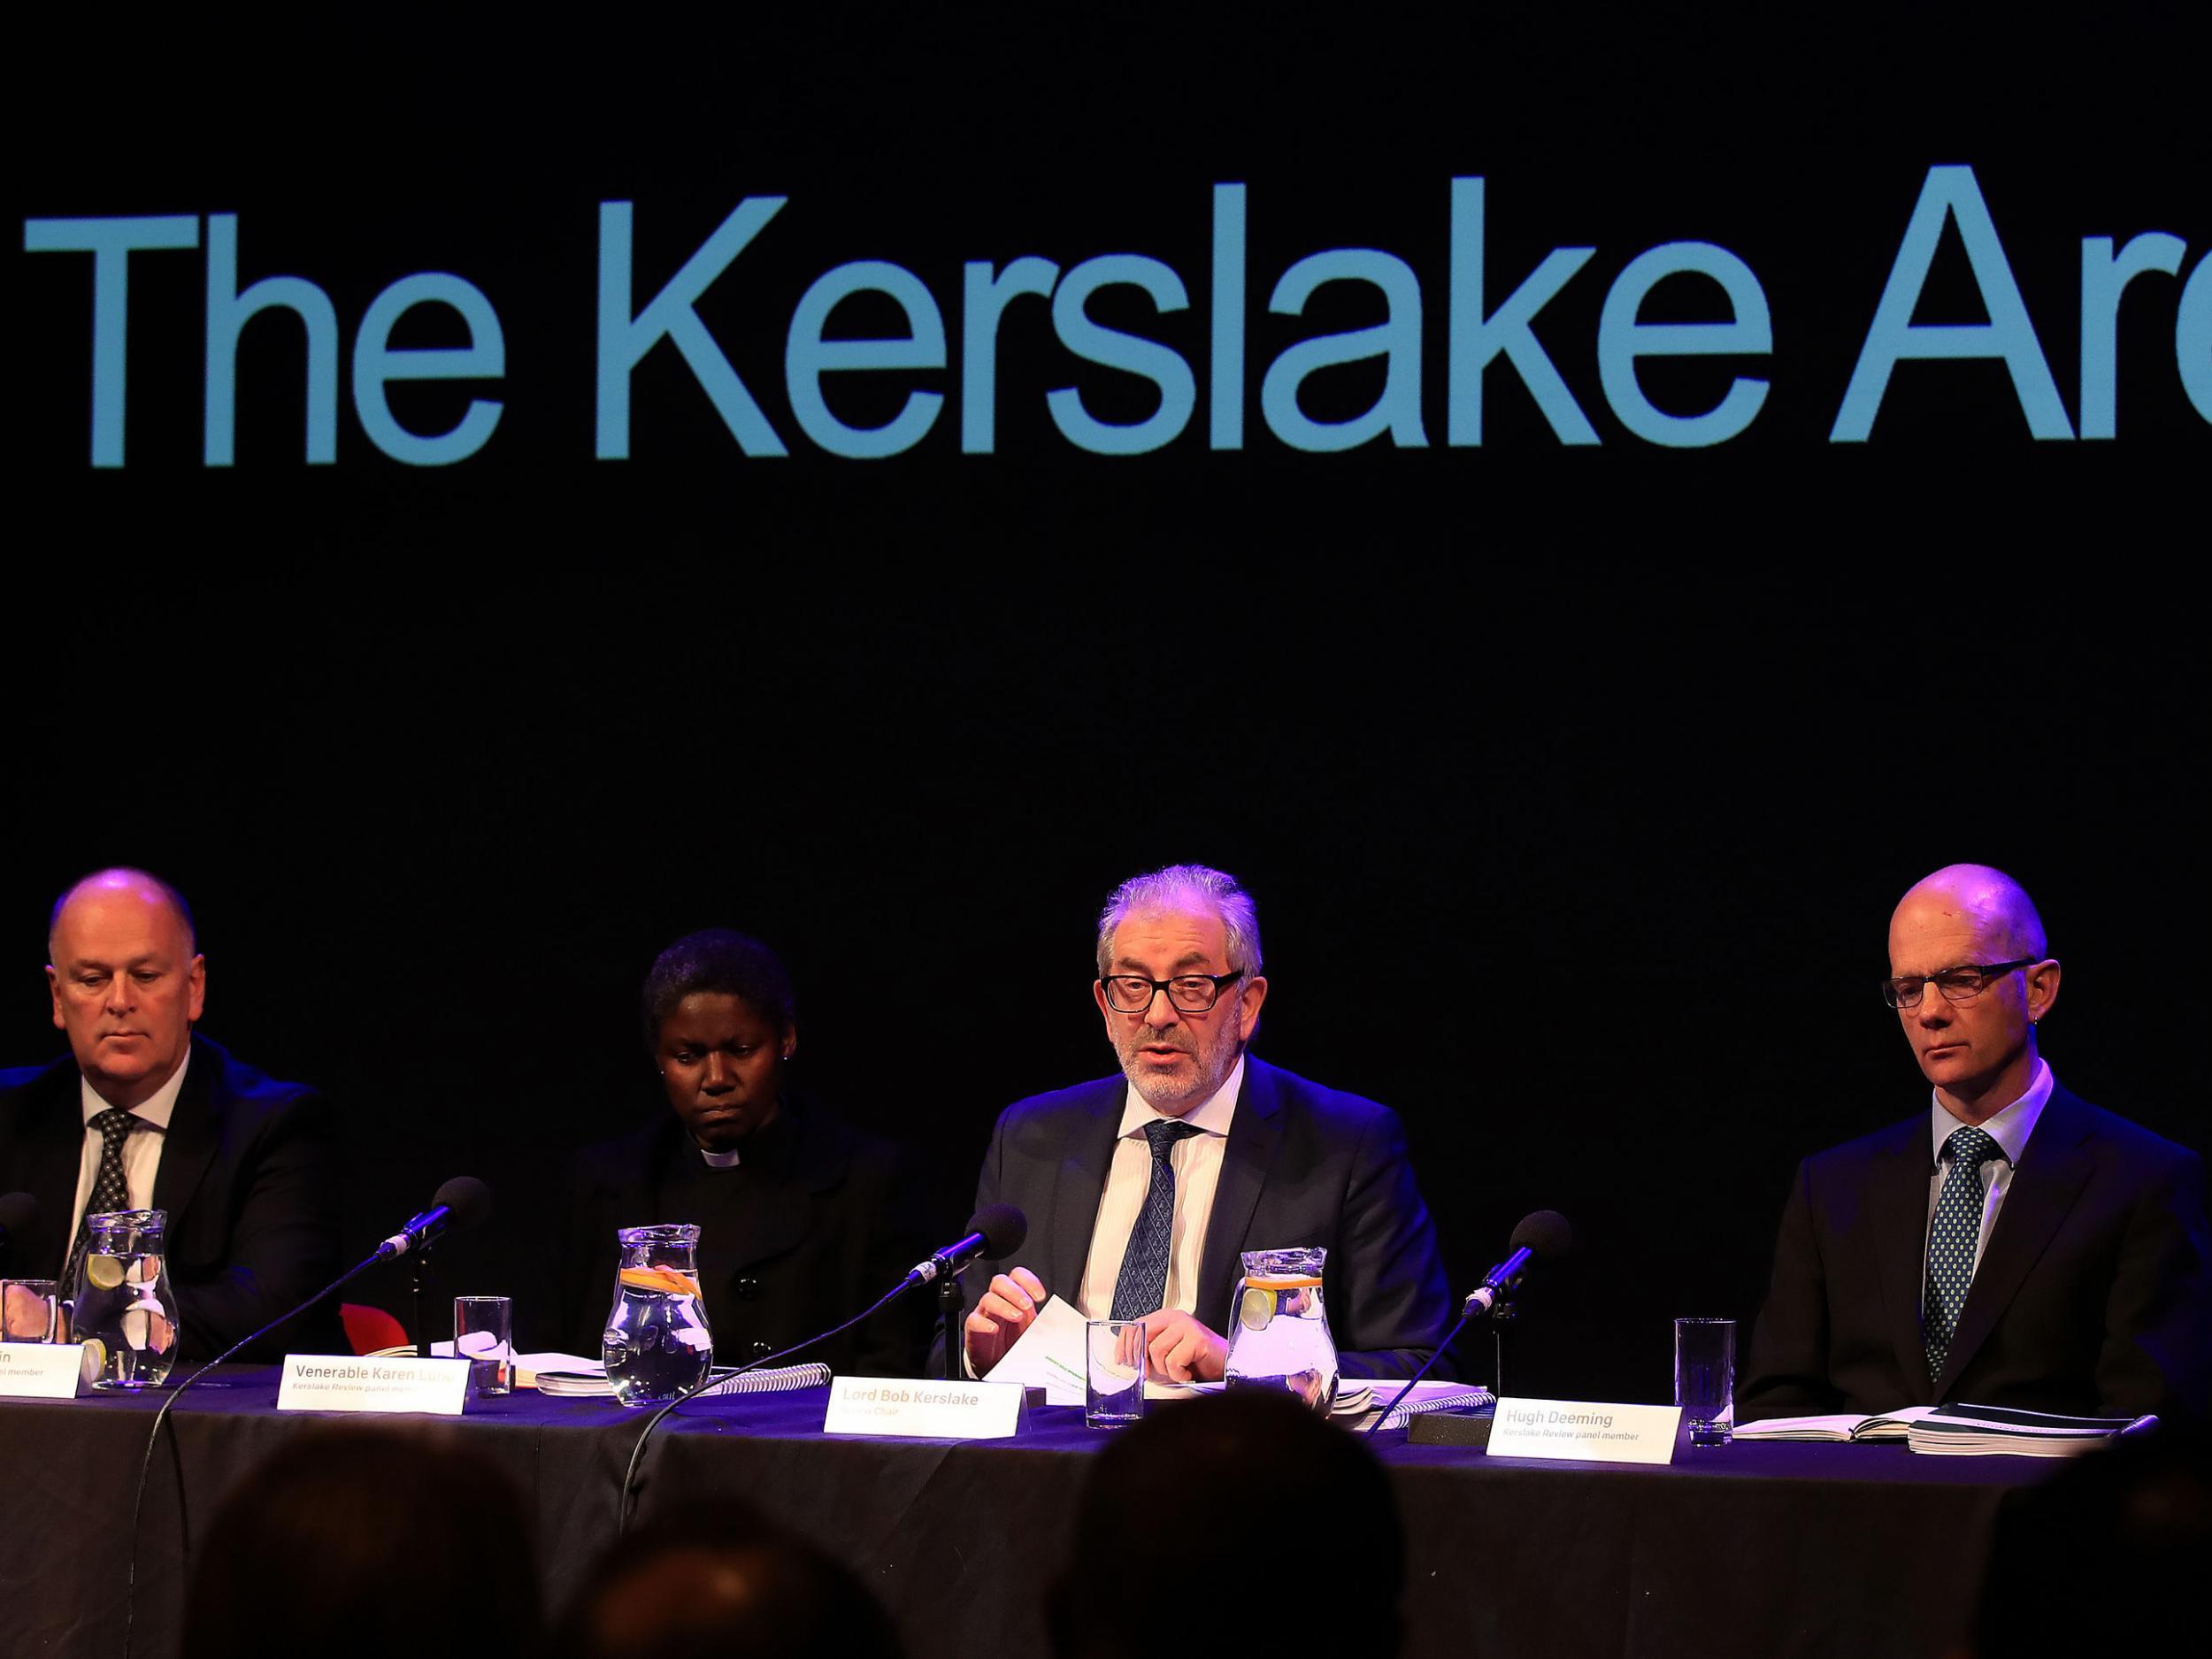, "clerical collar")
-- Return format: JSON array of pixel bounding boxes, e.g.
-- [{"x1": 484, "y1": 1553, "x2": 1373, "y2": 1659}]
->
[{"x1": 690, "y1": 1101, "x2": 795, "y2": 1171}]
